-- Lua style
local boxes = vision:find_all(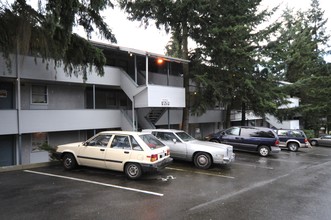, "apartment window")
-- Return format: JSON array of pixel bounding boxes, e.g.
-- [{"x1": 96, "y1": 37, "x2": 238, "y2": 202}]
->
[
  {"x1": 31, "y1": 85, "x2": 48, "y2": 104},
  {"x1": 106, "y1": 92, "x2": 117, "y2": 107},
  {"x1": 31, "y1": 132, "x2": 48, "y2": 152}
]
